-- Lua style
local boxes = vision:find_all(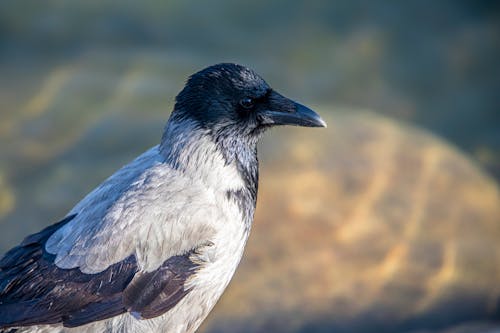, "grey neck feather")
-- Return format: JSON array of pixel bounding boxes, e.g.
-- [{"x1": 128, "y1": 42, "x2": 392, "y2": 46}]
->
[{"x1": 159, "y1": 117, "x2": 259, "y2": 230}]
